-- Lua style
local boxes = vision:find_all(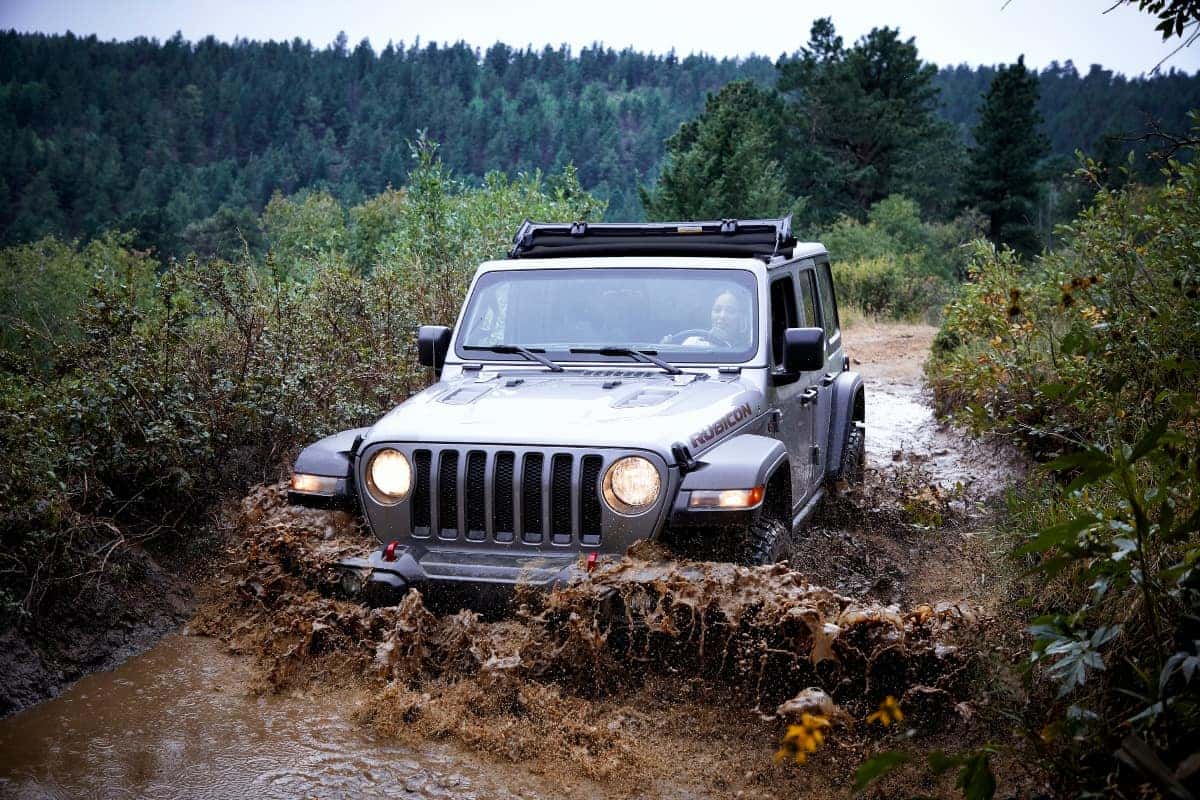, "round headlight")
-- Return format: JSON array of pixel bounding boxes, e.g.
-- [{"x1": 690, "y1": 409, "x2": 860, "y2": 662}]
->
[
  {"x1": 367, "y1": 449, "x2": 412, "y2": 503},
  {"x1": 603, "y1": 456, "x2": 661, "y2": 514}
]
